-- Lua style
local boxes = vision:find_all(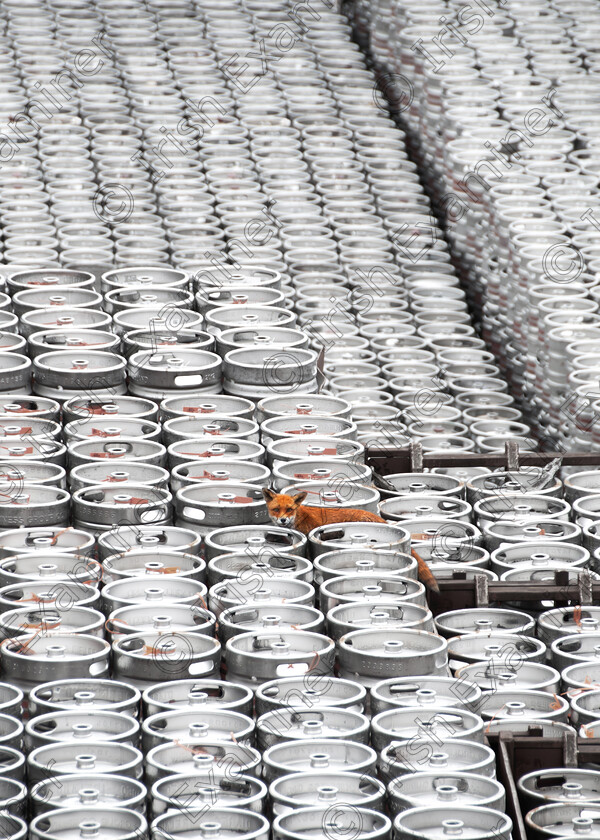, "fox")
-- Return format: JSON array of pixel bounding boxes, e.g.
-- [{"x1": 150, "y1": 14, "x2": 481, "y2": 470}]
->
[{"x1": 262, "y1": 488, "x2": 440, "y2": 593}]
